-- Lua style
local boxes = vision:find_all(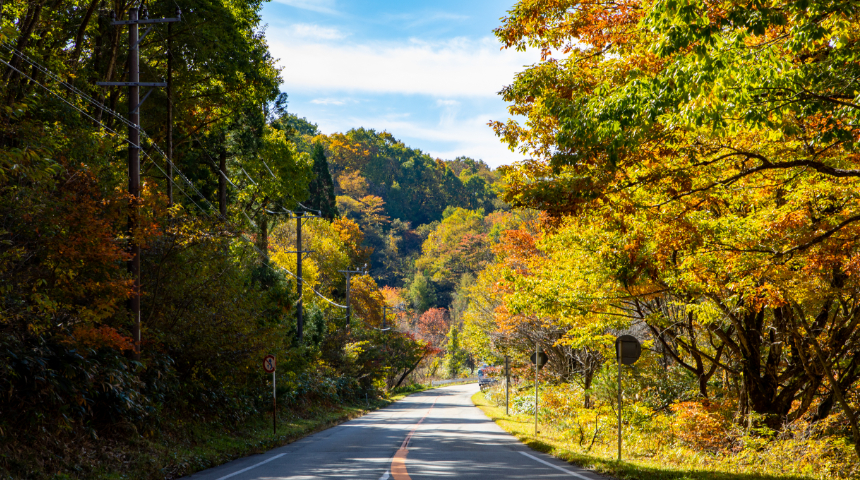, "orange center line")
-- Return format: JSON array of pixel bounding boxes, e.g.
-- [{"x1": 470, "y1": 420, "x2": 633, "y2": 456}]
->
[{"x1": 391, "y1": 397, "x2": 439, "y2": 480}]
